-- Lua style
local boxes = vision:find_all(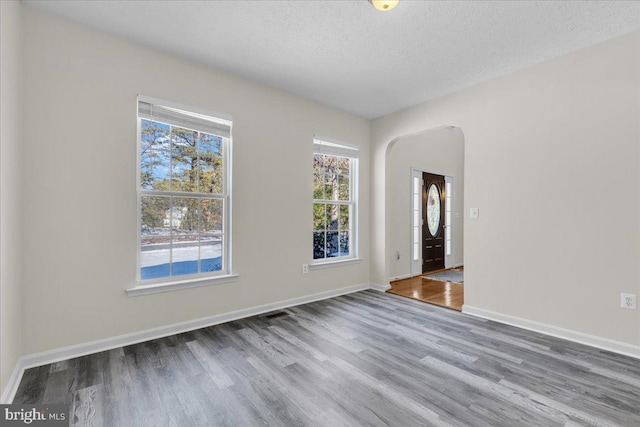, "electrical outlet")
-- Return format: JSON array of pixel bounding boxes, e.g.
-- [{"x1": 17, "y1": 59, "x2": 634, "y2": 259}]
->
[
  {"x1": 621, "y1": 293, "x2": 636, "y2": 310},
  {"x1": 302, "y1": 264, "x2": 309, "y2": 274}
]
